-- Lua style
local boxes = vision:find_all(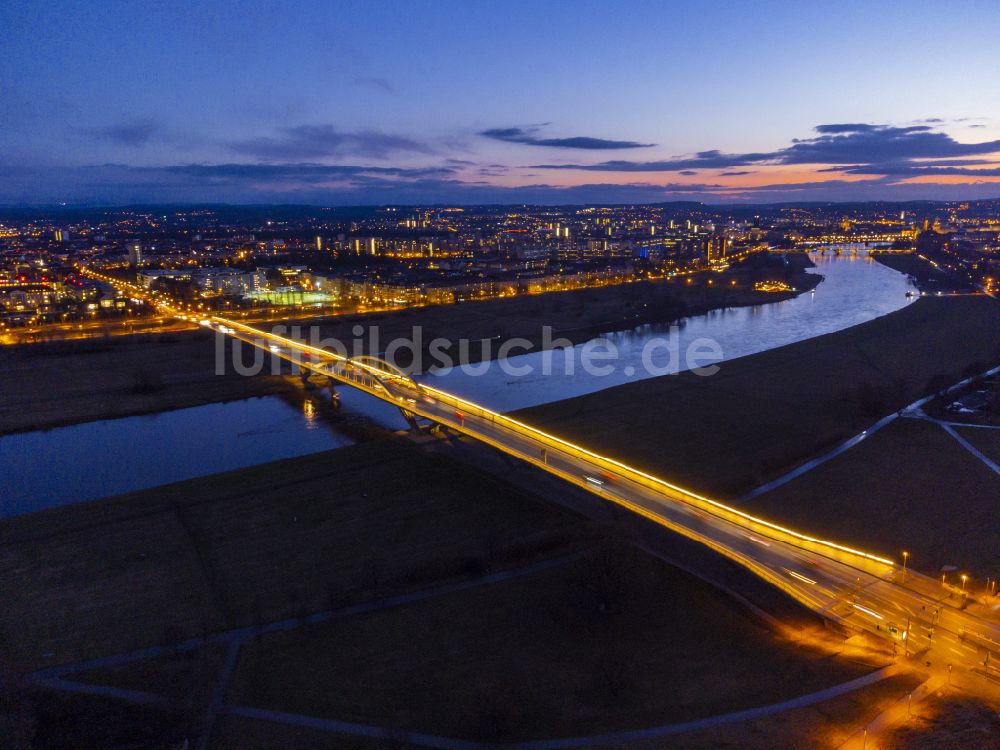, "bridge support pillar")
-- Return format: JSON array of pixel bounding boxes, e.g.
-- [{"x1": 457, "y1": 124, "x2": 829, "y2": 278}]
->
[
  {"x1": 326, "y1": 377, "x2": 340, "y2": 405},
  {"x1": 299, "y1": 366, "x2": 316, "y2": 390},
  {"x1": 398, "y1": 408, "x2": 420, "y2": 431}
]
